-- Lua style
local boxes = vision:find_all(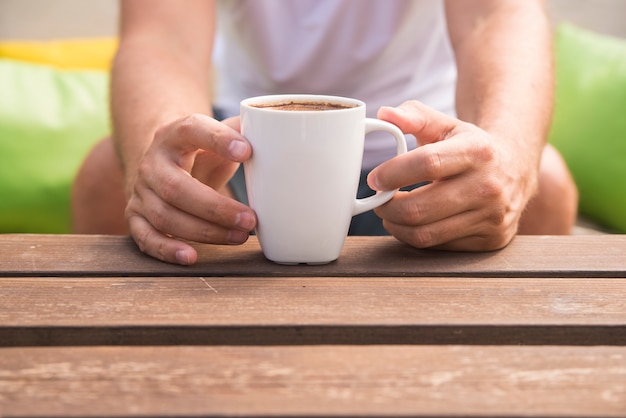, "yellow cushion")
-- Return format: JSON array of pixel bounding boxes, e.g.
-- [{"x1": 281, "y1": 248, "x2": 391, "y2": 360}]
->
[{"x1": 0, "y1": 37, "x2": 117, "y2": 70}]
